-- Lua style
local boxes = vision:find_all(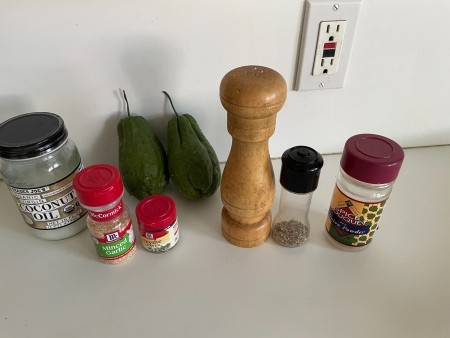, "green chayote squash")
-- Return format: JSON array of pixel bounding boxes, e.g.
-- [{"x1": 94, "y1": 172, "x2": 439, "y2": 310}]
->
[
  {"x1": 118, "y1": 90, "x2": 169, "y2": 200},
  {"x1": 163, "y1": 91, "x2": 221, "y2": 200}
]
